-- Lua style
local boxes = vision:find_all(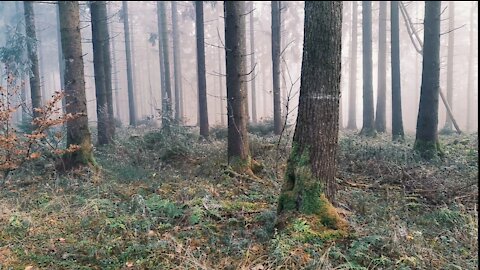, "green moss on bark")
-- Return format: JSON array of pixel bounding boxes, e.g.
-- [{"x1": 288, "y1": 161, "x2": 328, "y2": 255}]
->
[{"x1": 414, "y1": 139, "x2": 444, "y2": 159}]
